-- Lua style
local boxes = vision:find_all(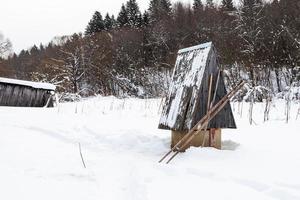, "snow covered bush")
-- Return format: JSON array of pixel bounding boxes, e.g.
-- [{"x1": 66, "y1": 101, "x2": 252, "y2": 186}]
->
[{"x1": 58, "y1": 93, "x2": 82, "y2": 102}]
